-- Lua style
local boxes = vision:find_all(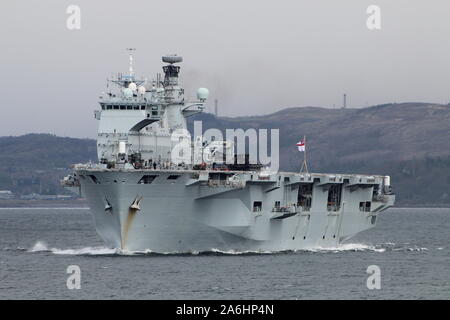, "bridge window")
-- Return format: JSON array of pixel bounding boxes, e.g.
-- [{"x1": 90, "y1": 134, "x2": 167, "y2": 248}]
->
[
  {"x1": 120, "y1": 105, "x2": 126, "y2": 110},
  {"x1": 133, "y1": 105, "x2": 140, "y2": 110},
  {"x1": 107, "y1": 105, "x2": 112, "y2": 110},
  {"x1": 167, "y1": 175, "x2": 179, "y2": 180},
  {"x1": 141, "y1": 105, "x2": 146, "y2": 110},
  {"x1": 127, "y1": 105, "x2": 133, "y2": 110},
  {"x1": 113, "y1": 105, "x2": 119, "y2": 110}
]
